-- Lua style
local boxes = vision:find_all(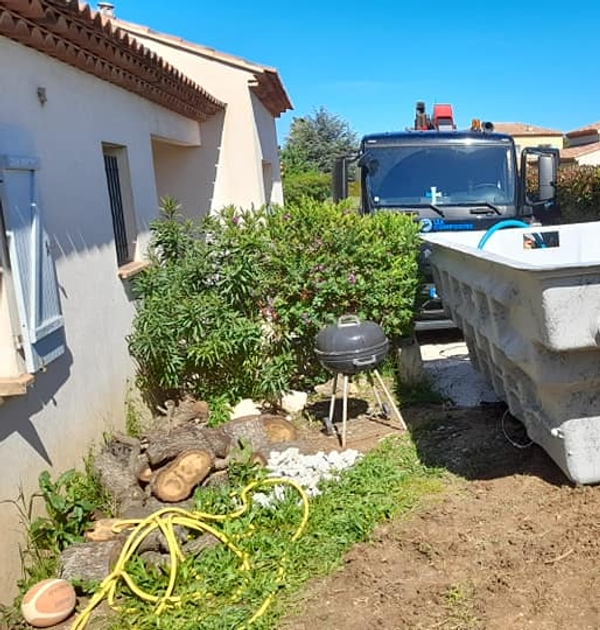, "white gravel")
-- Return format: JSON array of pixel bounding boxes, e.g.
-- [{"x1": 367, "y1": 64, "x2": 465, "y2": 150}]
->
[{"x1": 252, "y1": 447, "x2": 362, "y2": 507}]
